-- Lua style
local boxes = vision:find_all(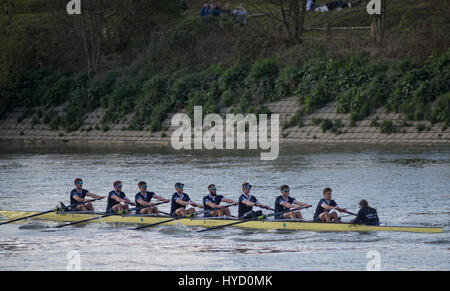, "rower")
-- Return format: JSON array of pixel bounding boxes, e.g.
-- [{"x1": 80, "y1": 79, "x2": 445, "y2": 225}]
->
[
  {"x1": 69, "y1": 178, "x2": 104, "y2": 211},
  {"x1": 351, "y1": 199, "x2": 380, "y2": 225},
  {"x1": 106, "y1": 181, "x2": 136, "y2": 214},
  {"x1": 313, "y1": 187, "x2": 347, "y2": 222},
  {"x1": 135, "y1": 181, "x2": 170, "y2": 215},
  {"x1": 170, "y1": 182, "x2": 203, "y2": 217},
  {"x1": 238, "y1": 182, "x2": 271, "y2": 219},
  {"x1": 202, "y1": 184, "x2": 239, "y2": 217},
  {"x1": 274, "y1": 185, "x2": 311, "y2": 219}
]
